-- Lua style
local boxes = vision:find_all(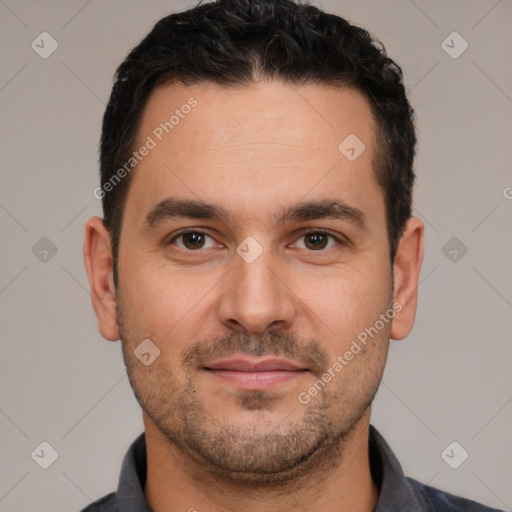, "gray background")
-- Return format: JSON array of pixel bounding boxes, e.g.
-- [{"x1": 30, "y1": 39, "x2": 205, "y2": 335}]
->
[{"x1": 1, "y1": 0, "x2": 511, "y2": 510}]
